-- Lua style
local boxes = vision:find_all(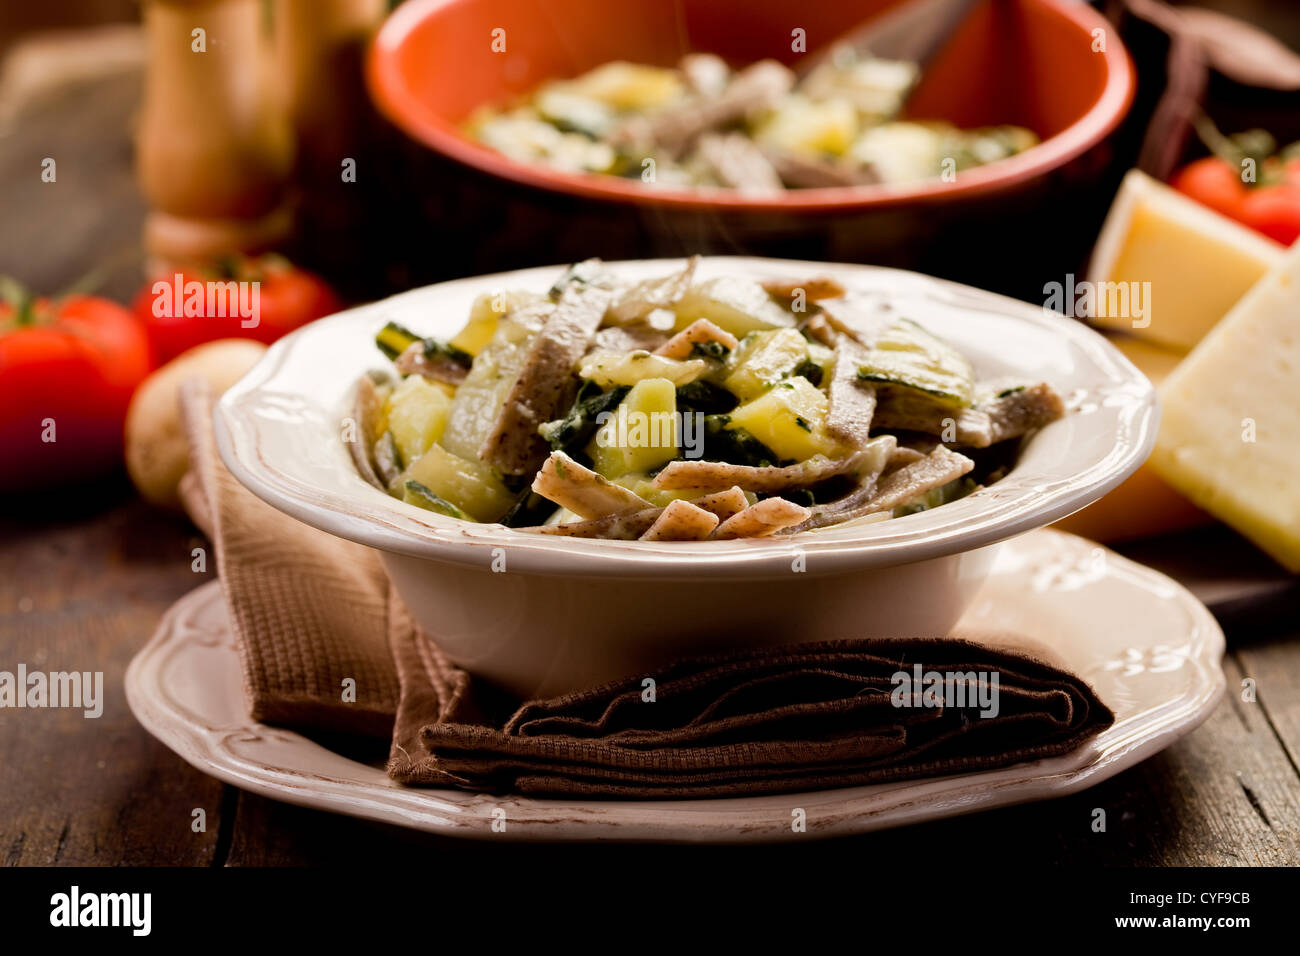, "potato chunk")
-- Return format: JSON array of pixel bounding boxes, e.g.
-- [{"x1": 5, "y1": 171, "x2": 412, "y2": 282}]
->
[
  {"x1": 723, "y1": 328, "x2": 809, "y2": 401},
  {"x1": 450, "y1": 290, "x2": 544, "y2": 356},
  {"x1": 403, "y1": 444, "x2": 513, "y2": 522},
  {"x1": 386, "y1": 375, "x2": 452, "y2": 464},
  {"x1": 586, "y1": 377, "x2": 679, "y2": 478},
  {"x1": 568, "y1": 61, "x2": 684, "y2": 111},
  {"x1": 673, "y1": 277, "x2": 795, "y2": 337},
  {"x1": 754, "y1": 95, "x2": 858, "y2": 157},
  {"x1": 726, "y1": 376, "x2": 843, "y2": 461}
]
